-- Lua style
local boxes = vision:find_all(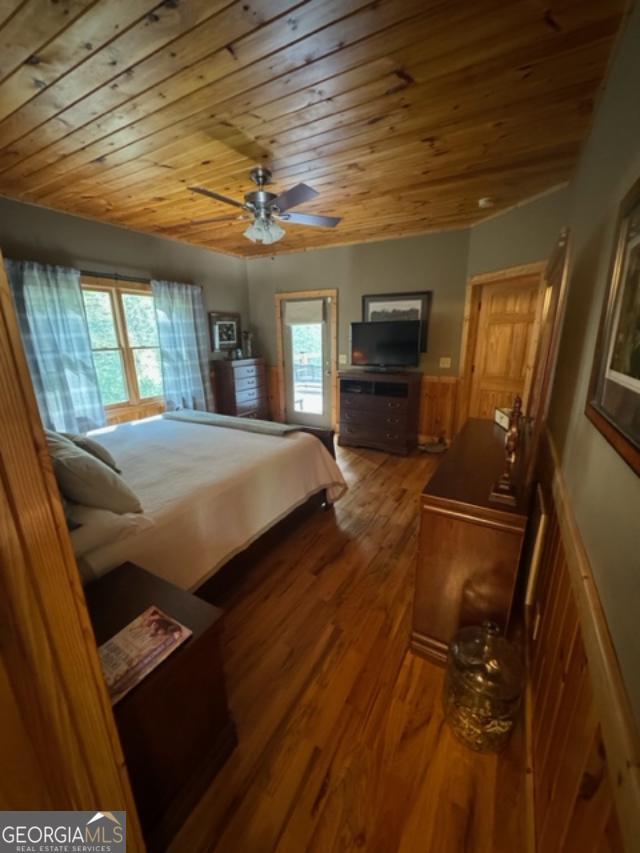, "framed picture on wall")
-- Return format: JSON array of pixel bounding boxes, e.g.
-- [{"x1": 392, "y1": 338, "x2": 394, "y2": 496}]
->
[
  {"x1": 209, "y1": 311, "x2": 241, "y2": 352},
  {"x1": 362, "y1": 291, "x2": 432, "y2": 352},
  {"x1": 585, "y1": 175, "x2": 640, "y2": 475}
]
